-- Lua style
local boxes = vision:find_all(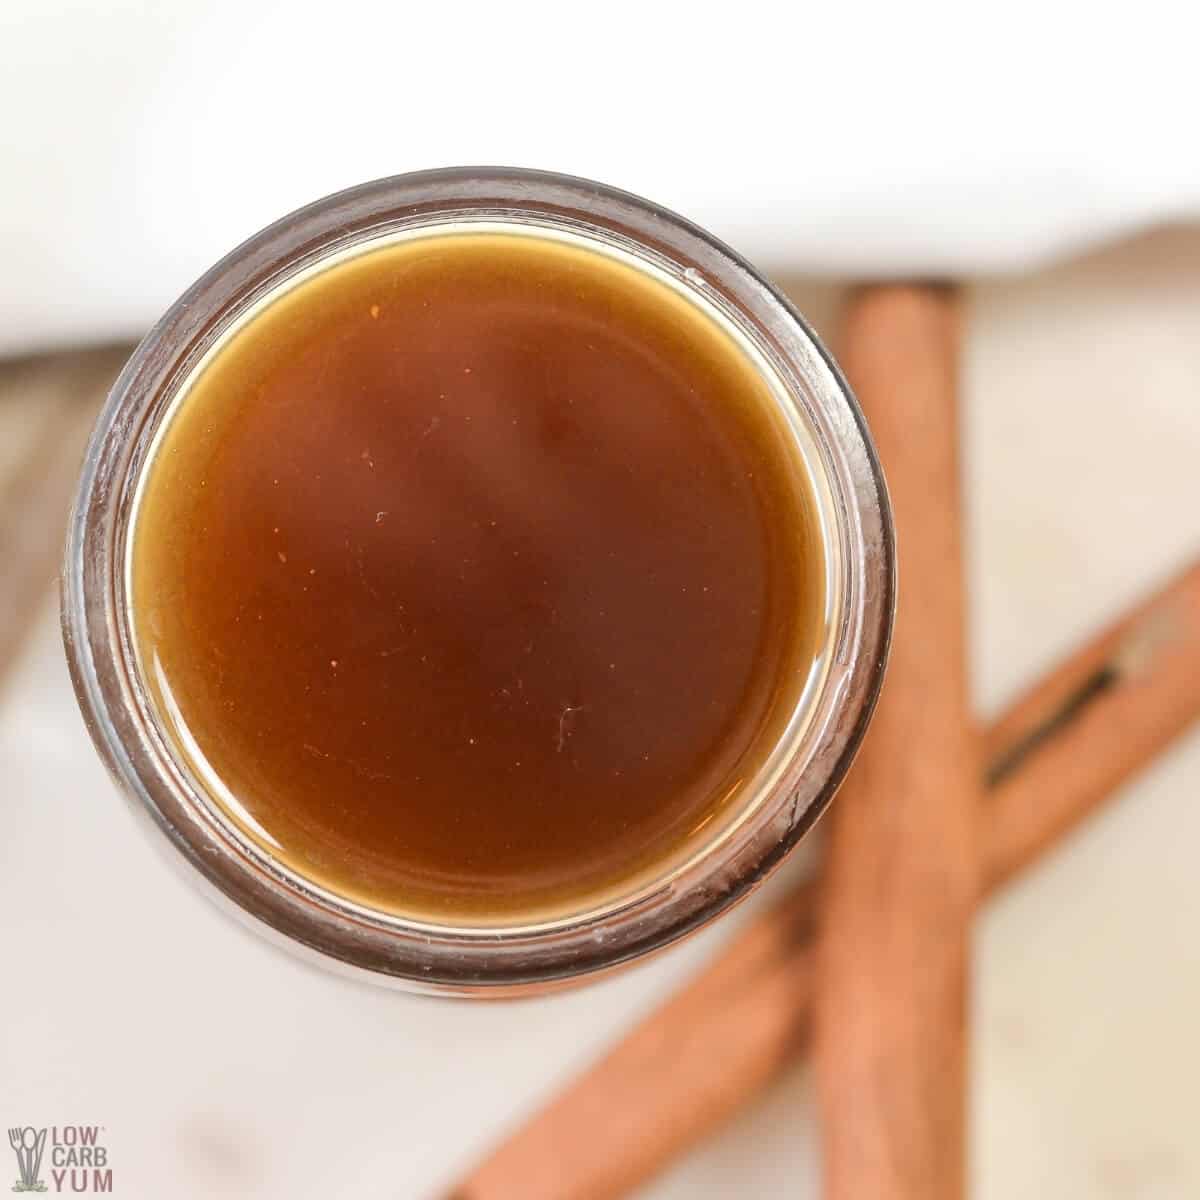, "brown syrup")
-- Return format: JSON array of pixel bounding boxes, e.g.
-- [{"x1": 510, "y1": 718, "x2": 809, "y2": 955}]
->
[{"x1": 132, "y1": 229, "x2": 823, "y2": 920}]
